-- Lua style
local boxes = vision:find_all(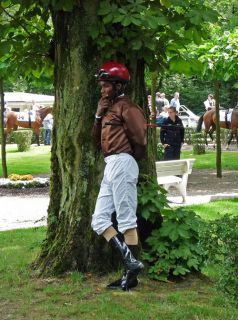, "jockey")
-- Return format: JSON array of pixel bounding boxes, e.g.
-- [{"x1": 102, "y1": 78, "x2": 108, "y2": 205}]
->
[
  {"x1": 91, "y1": 61, "x2": 146, "y2": 291},
  {"x1": 204, "y1": 94, "x2": 215, "y2": 111}
]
